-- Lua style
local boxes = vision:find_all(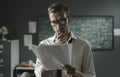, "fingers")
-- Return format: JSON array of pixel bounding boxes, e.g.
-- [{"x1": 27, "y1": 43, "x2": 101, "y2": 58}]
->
[
  {"x1": 41, "y1": 70, "x2": 50, "y2": 77},
  {"x1": 61, "y1": 64, "x2": 87, "y2": 77},
  {"x1": 55, "y1": 33, "x2": 69, "y2": 44},
  {"x1": 57, "y1": 33, "x2": 63, "y2": 39},
  {"x1": 57, "y1": 33, "x2": 67, "y2": 39},
  {"x1": 61, "y1": 64, "x2": 76, "y2": 75}
]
